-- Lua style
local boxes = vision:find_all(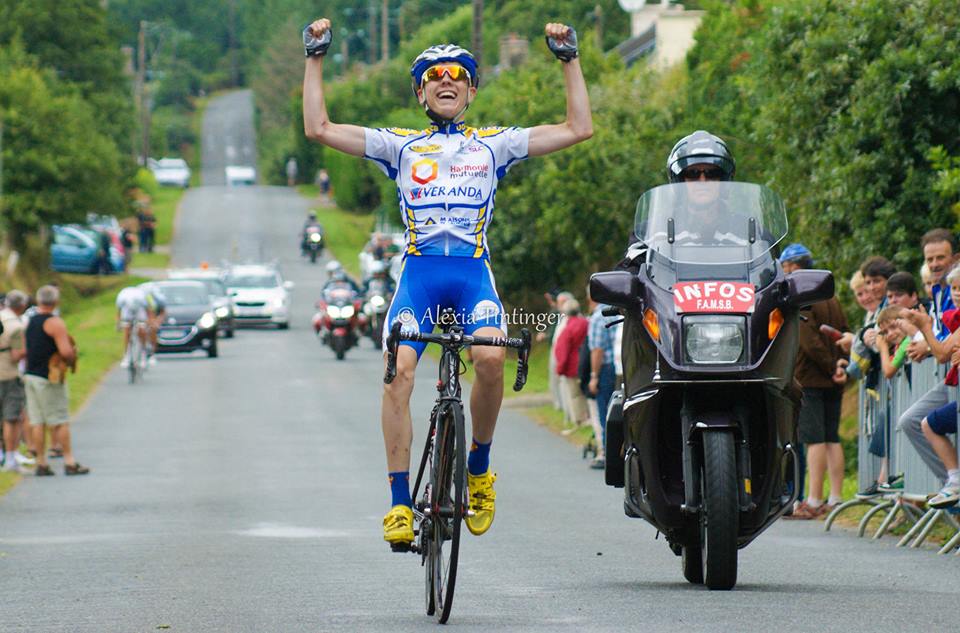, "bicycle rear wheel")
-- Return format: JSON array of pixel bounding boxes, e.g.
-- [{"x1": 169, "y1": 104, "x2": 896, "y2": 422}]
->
[{"x1": 428, "y1": 402, "x2": 466, "y2": 624}]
